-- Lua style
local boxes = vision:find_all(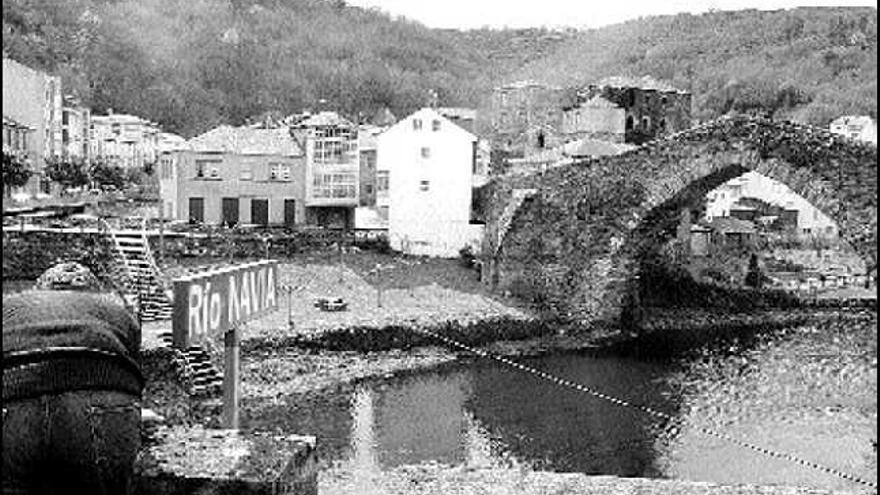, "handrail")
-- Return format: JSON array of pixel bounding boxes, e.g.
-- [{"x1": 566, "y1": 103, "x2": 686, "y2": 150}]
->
[{"x1": 98, "y1": 217, "x2": 140, "y2": 315}]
